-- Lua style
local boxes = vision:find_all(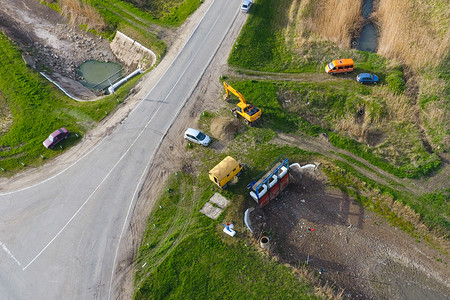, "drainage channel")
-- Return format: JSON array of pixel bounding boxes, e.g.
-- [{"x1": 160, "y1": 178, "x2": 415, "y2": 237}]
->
[{"x1": 352, "y1": 0, "x2": 378, "y2": 52}]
